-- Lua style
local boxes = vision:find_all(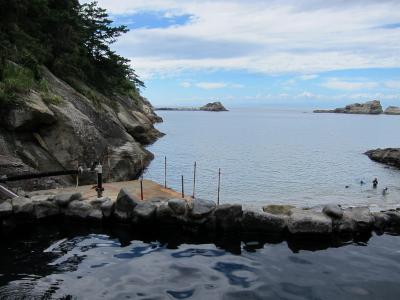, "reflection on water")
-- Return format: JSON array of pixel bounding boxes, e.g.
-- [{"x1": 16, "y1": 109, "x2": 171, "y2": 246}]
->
[{"x1": 1, "y1": 224, "x2": 400, "y2": 299}]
